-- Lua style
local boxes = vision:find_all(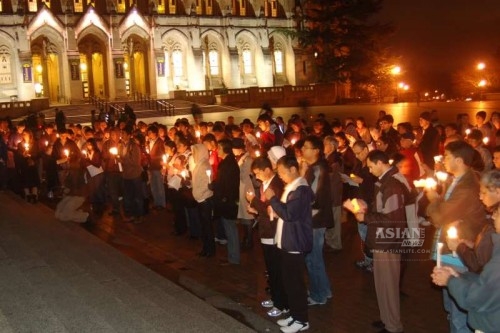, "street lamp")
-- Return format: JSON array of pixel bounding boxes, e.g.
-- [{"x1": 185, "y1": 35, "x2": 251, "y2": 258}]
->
[
  {"x1": 391, "y1": 66, "x2": 401, "y2": 75},
  {"x1": 477, "y1": 62, "x2": 486, "y2": 71},
  {"x1": 478, "y1": 79, "x2": 487, "y2": 100}
]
